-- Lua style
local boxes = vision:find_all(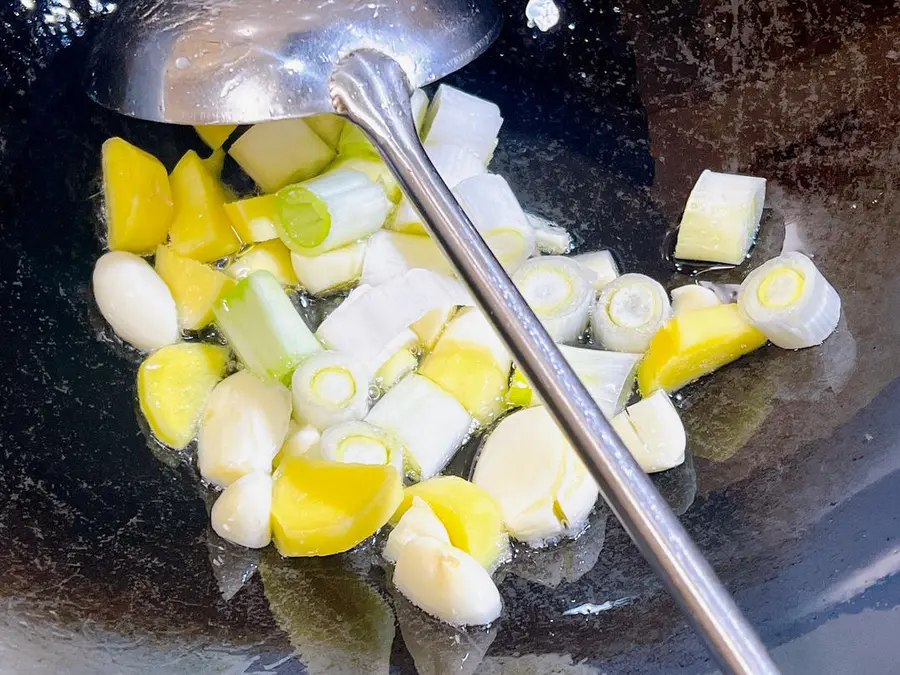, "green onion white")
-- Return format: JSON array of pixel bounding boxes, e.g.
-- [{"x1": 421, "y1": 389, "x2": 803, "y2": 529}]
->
[
  {"x1": 737, "y1": 251, "x2": 840, "y2": 349},
  {"x1": 572, "y1": 250, "x2": 619, "y2": 291},
  {"x1": 513, "y1": 255, "x2": 594, "y2": 343},
  {"x1": 315, "y1": 269, "x2": 472, "y2": 373},
  {"x1": 291, "y1": 351, "x2": 370, "y2": 430},
  {"x1": 276, "y1": 168, "x2": 391, "y2": 257},
  {"x1": 374, "y1": 346, "x2": 418, "y2": 391},
  {"x1": 329, "y1": 155, "x2": 401, "y2": 203},
  {"x1": 366, "y1": 374, "x2": 472, "y2": 480},
  {"x1": 290, "y1": 243, "x2": 365, "y2": 296},
  {"x1": 383, "y1": 496, "x2": 450, "y2": 564},
  {"x1": 674, "y1": 169, "x2": 767, "y2": 265},
  {"x1": 211, "y1": 471, "x2": 273, "y2": 548},
  {"x1": 198, "y1": 370, "x2": 292, "y2": 487},
  {"x1": 452, "y1": 173, "x2": 536, "y2": 272},
  {"x1": 422, "y1": 84, "x2": 503, "y2": 164},
  {"x1": 525, "y1": 212, "x2": 573, "y2": 254},
  {"x1": 93, "y1": 251, "x2": 179, "y2": 351},
  {"x1": 393, "y1": 536, "x2": 502, "y2": 626},
  {"x1": 609, "y1": 390, "x2": 685, "y2": 473},
  {"x1": 319, "y1": 420, "x2": 404, "y2": 474},
  {"x1": 229, "y1": 118, "x2": 336, "y2": 193},
  {"x1": 361, "y1": 230, "x2": 454, "y2": 286},
  {"x1": 389, "y1": 143, "x2": 486, "y2": 234},
  {"x1": 591, "y1": 273, "x2": 671, "y2": 352},
  {"x1": 214, "y1": 270, "x2": 322, "y2": 382}
]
